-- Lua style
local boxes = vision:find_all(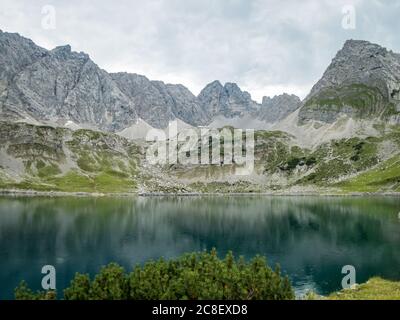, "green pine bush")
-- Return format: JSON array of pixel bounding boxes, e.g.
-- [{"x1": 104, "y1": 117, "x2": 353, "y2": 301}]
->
[{"x1": 15, "y1": 250, "x2": 294, "y2": 300}]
